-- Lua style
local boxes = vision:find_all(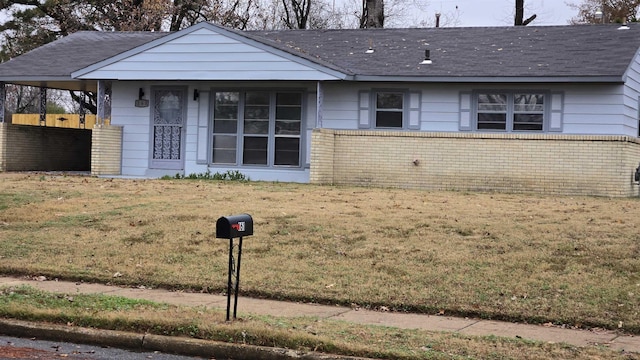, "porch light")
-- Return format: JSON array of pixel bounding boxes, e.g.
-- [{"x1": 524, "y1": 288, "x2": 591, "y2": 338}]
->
[
  {"x1": 135, "y1": 87, "x2": 149, "y2": 108},
  {"x1": 194, "y1": 89, "x2": 200, "y2": 101},
  {"x1": 420, "y1": 49, "x2": 432, "y2": 65}
]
